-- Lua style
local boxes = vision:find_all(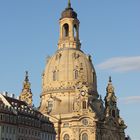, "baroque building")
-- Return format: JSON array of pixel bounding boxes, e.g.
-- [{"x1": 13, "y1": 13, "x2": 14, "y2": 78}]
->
[
  {"x1": 0, "y1": 72, "x2": 56, "y2": 140},
  {"x1": 39, "y1": 1, "x2": 127, "y2": 140}
]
